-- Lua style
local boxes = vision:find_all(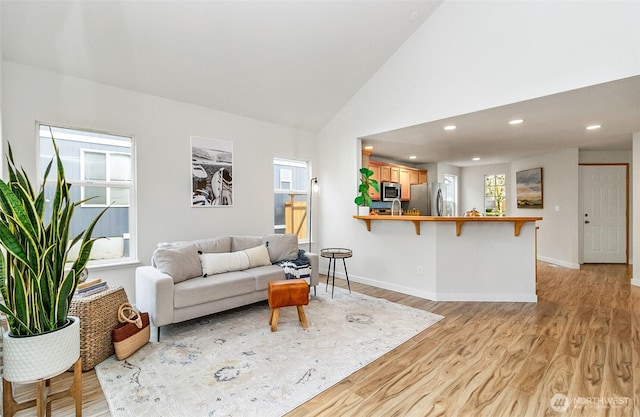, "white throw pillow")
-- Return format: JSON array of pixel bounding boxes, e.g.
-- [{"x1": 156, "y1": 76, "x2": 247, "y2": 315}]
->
[
  {"x1": 199, "y1": 251, "x2": 250, "y2": 276},
  {"x1": 244, "y1": 245, "x2": 272, "y2": 268}
]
